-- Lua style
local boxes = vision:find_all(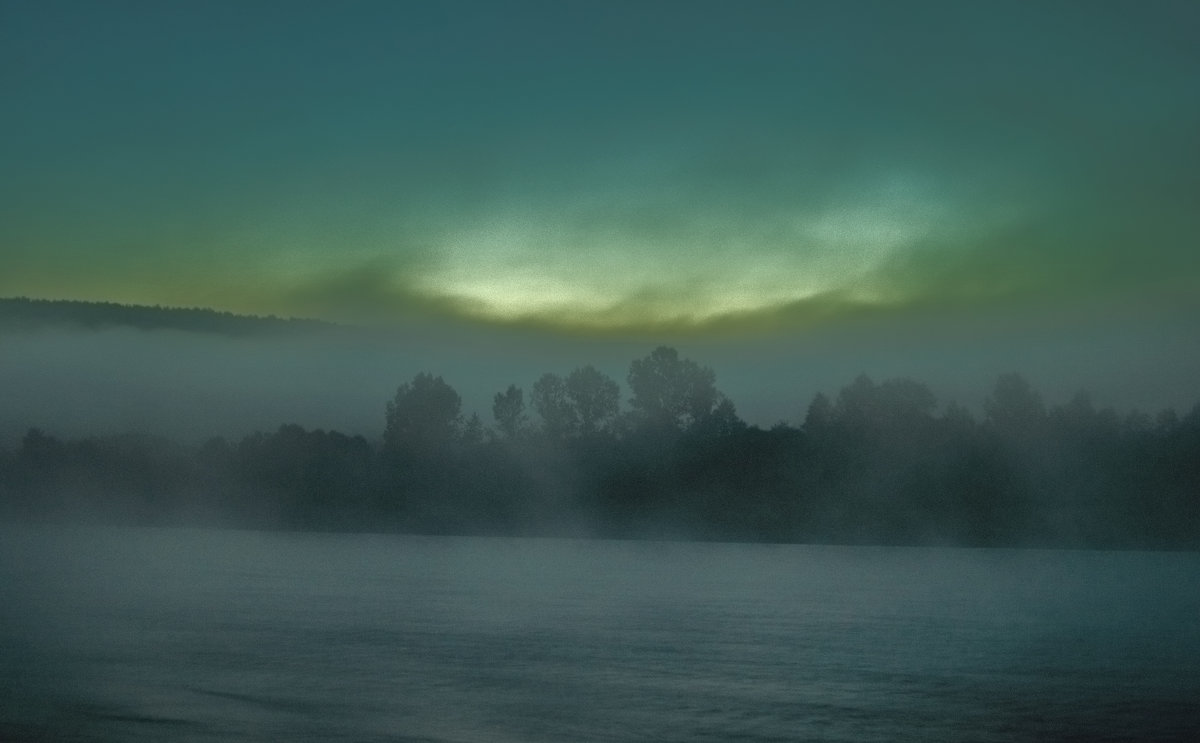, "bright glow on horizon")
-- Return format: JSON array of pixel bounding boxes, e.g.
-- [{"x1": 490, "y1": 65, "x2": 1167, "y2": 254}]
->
[
  {"x1": 408, "y1": 177, "x2": 947, "y2": 328},
  {"x1": 3, "y1": 2, "x2": 1195, "y2": 337}
]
